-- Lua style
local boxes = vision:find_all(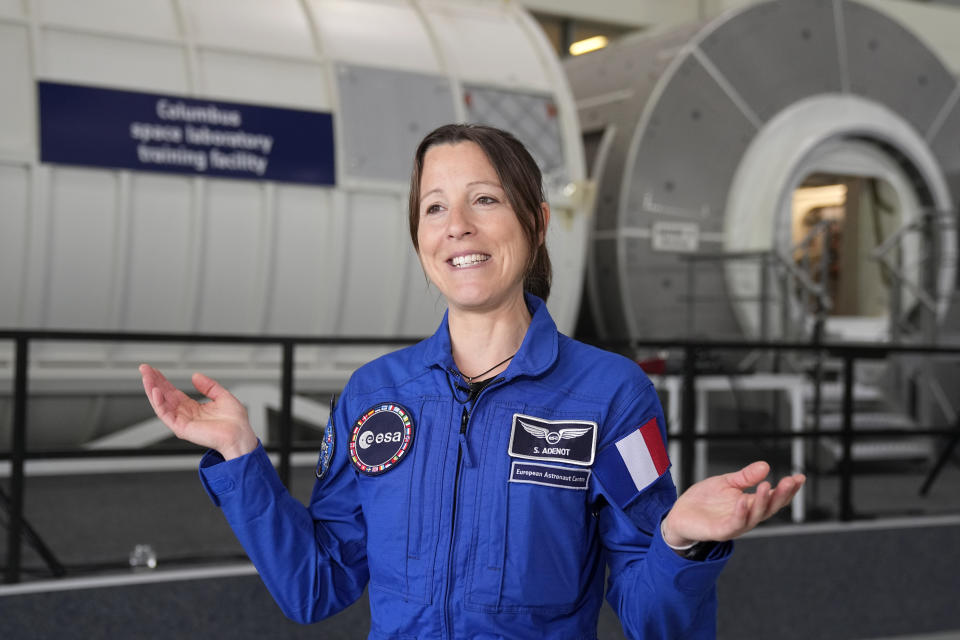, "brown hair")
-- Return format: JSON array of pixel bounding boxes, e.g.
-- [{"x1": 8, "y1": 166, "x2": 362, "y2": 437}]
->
[{"x1": 408, "y1": 123, "x2": 552, "y2": 302}]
